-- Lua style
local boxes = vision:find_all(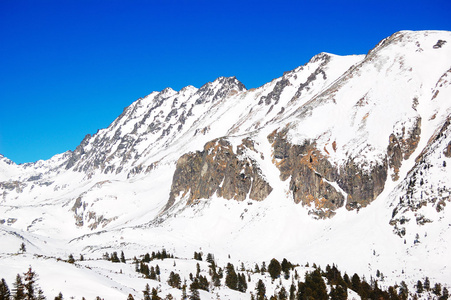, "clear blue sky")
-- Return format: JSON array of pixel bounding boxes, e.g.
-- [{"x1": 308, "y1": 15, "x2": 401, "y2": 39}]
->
[{"x1": 1, "y1": 0, "x2": 450, "y2": 164}]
